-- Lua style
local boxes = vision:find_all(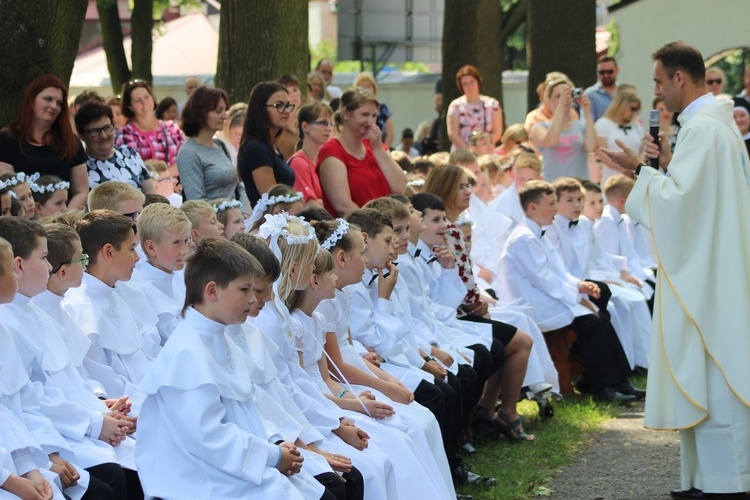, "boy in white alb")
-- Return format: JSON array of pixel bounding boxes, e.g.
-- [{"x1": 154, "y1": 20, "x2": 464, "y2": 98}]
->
[
  {"x1": 545, "y1": 177, "x2": 651, "y2": 370},
  {"x1": 490, "y1": 153, "x2": 542, "y2": 223},
  {"x1": 497, "y1": 180, "x2": 642, "y2": 402}
]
